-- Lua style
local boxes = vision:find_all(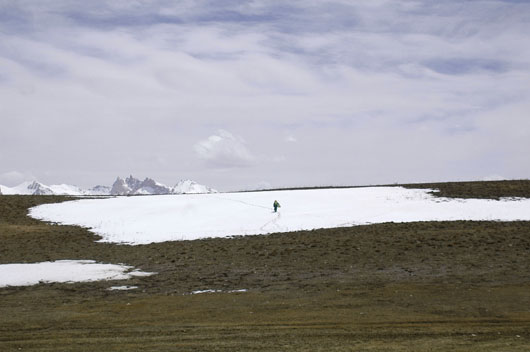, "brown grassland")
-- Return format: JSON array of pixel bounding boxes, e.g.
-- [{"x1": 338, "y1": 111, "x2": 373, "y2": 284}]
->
[{"x1": 0, "y1": 180, "x2": 529, "y2": 351}]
